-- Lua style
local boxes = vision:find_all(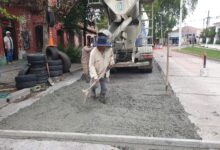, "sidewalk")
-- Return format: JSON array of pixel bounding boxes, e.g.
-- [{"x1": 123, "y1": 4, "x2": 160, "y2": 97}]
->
[
  {"x1": 0, "y1": 138, "x2": 118, "y2": 150},
  {"x1": 154, "y1": 48, "x2": 220, "y2": 141},
  {"x1": 0, "y1": 60, "x2": 26, "y2": 84}
]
